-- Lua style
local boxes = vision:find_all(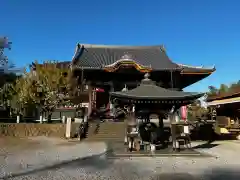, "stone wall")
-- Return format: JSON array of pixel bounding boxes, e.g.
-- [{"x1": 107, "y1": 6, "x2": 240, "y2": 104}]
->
[{"x1": 0, "y1": 123, "x2": 67, "y2": 137}]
